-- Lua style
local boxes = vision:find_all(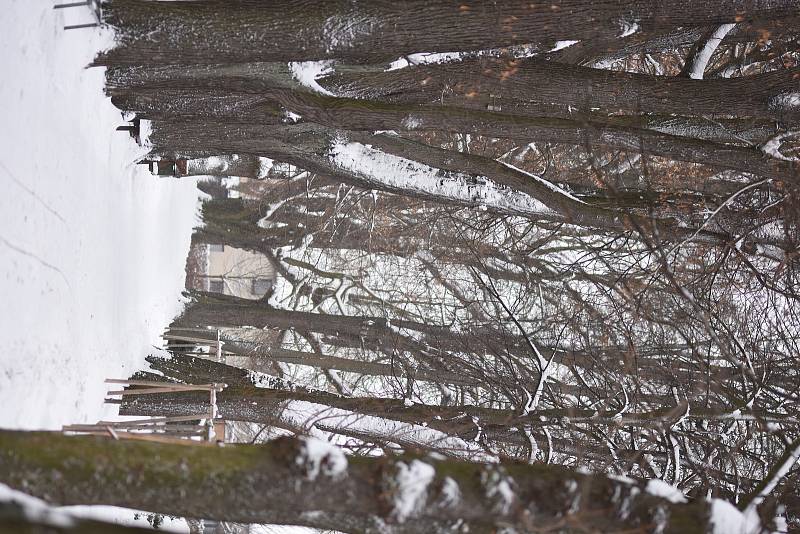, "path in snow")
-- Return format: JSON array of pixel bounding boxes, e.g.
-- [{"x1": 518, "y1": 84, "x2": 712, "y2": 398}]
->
[{"x1": 0, "y1": 2, "x2": 200, "y2": 430}]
